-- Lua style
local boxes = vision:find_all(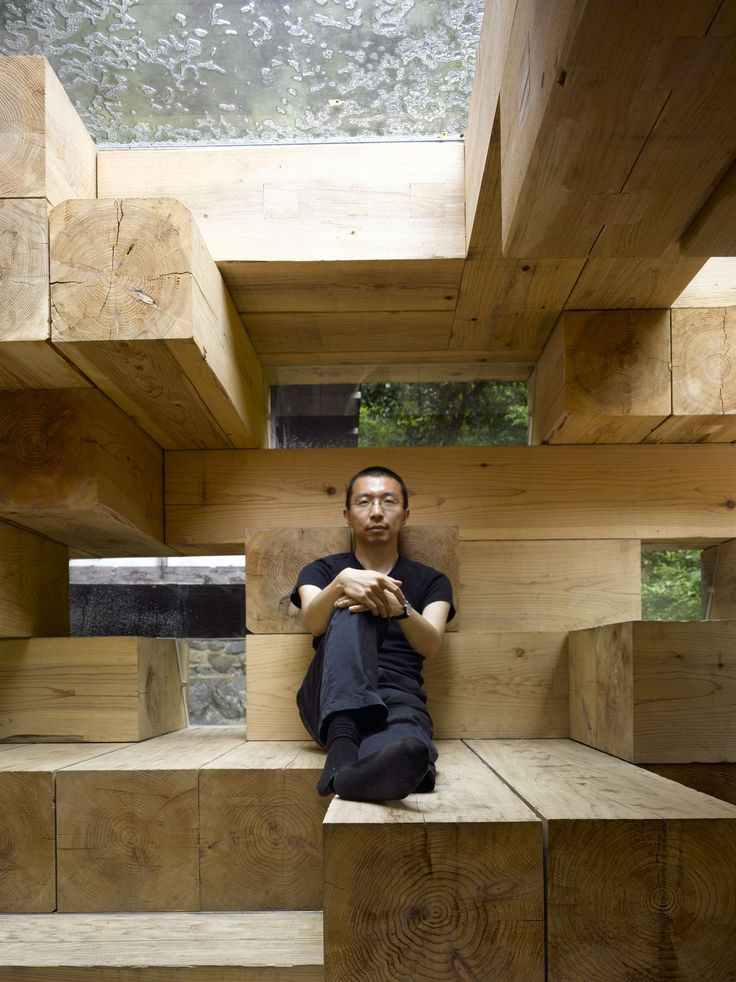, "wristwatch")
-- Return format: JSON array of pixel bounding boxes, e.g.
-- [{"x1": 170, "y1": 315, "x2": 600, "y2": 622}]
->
[{"x1": 395, "y1": 601, "x2": 412, "y2": 620}]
